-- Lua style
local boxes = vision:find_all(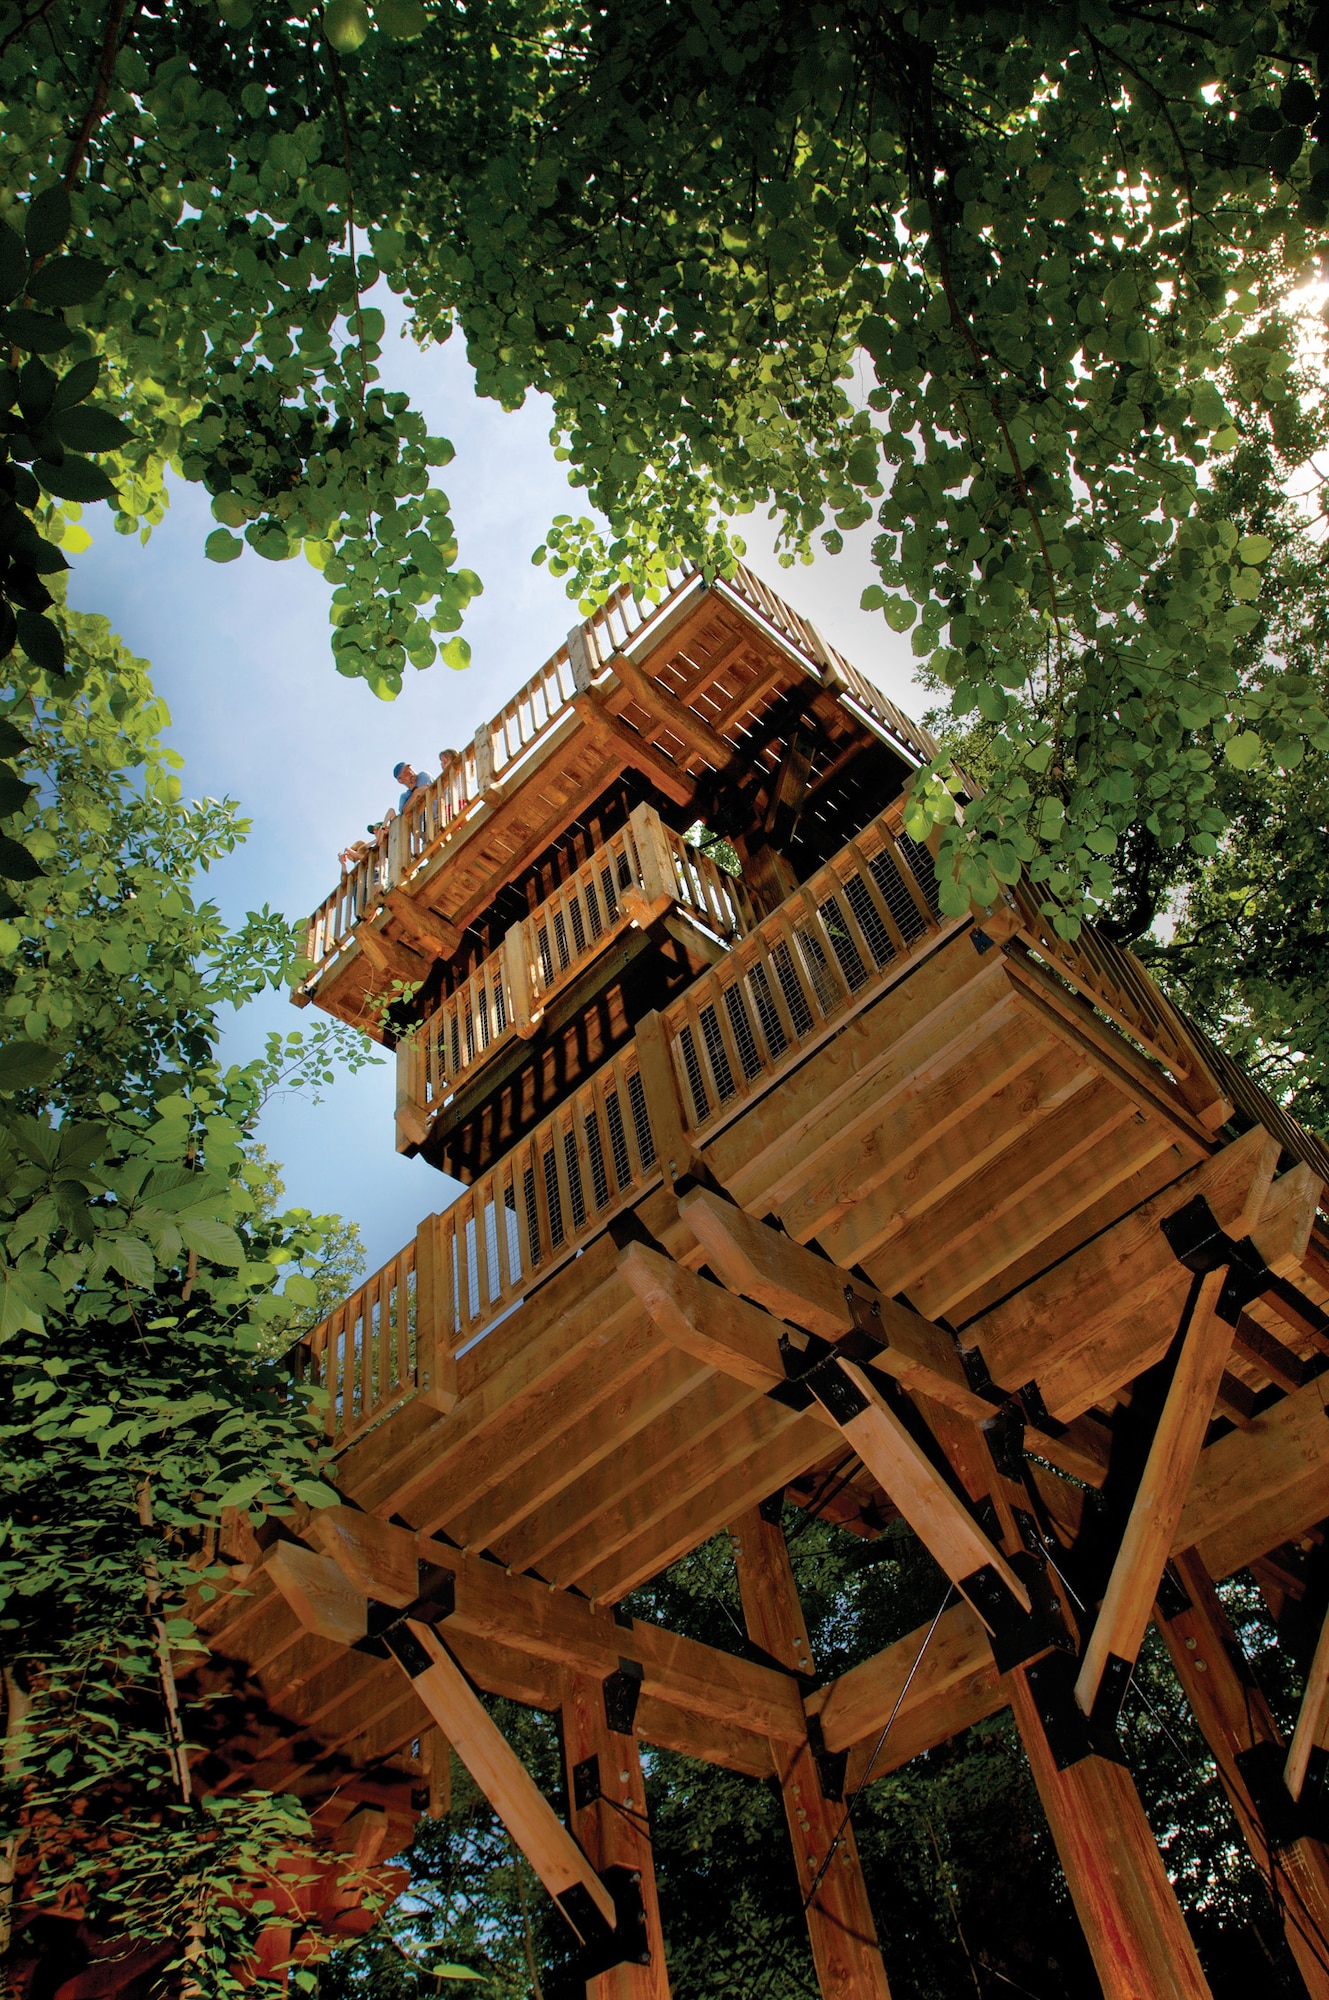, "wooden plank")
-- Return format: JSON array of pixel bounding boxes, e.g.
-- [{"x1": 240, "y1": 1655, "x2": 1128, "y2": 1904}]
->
[
  {"x1": 808, "y1": 1602, "x2": 994, "y2": 1757},
  {"x1": 730, "y1": 1510, "x2": 891, "y2": 2000},
  {"x1": 1075, "y1": 1265, "x2": 1233, "y2": 1718},
  {"x1": 288, "y1": 1508, "x2": 810, "y2": 1747},
  {"x1": 583, "y1": 1412, "x2": 834, "y2": 1605},
  {"x1": 417, "y1": 1309, "x2": 664, "y2": 1543},
  {"x1": 1159, "y1": 1550, "x2": 1329, "y2": 1997},
  {"x1": 489, "y1": 1366, "x2": 746, "y2": 1577},
  {"x1": 707, "y1": 938, "x2": 1004, "y2": 1213},
  {"x1": 560, "y1": 1668, "x2": 670, "y2": 1999},
  {"x1": 265, "y1": 1542, "x2": 367, "y2": 1647},
  {"x1": 1002, "y1": 953, "x2": 1219, "y2": 1146},
  {"x1": 814, "y1": 1038, "x2": 1090, "y2": 1269},
  {"x1": 390, "y1": 1621, "x2": 617, "y2": 1940},
  {"x1": 1009, "y1": 1667, "x2": 1214, "y2": 2000},
  {"x1": 572, "y1": 689, "x2": 697, "y2": 808},
  {"x1": 453, "y1": 1343, "x2": 715, "y2": 1555},
  {"x1": 967, "y1": 1123, "x2": 1280, "y2": 1413},
  {"x1": 885, "y1": 1086, "x2": 1166, "y2": 1315},
  {"x1": 617, "y1": 1240, "x2": 825, "y2": 1400}
]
